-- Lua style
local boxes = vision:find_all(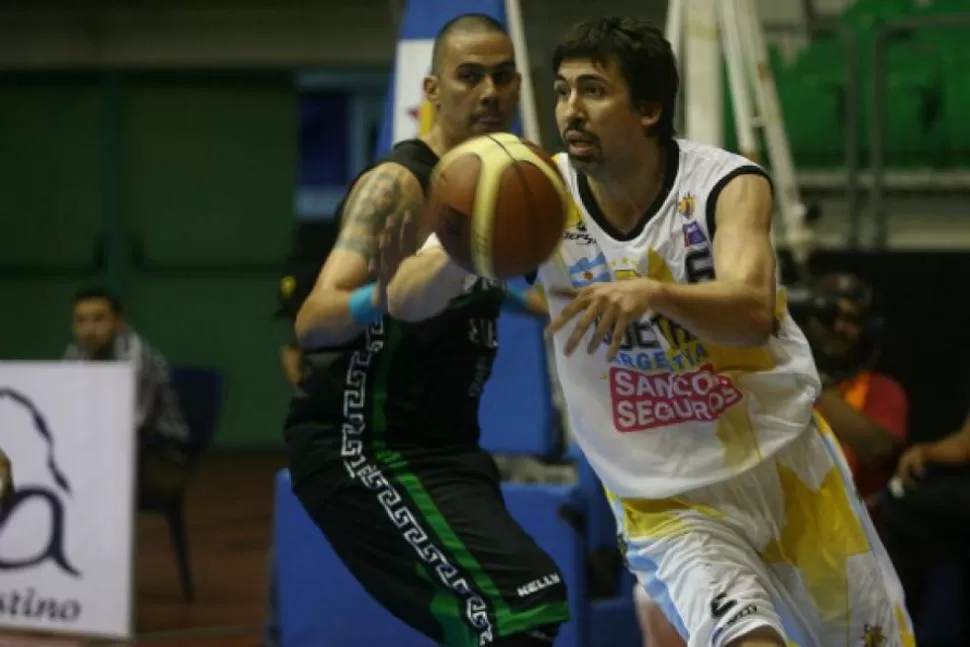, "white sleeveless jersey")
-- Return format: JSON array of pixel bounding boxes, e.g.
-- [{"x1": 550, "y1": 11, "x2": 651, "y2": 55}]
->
[{"x1": 538, "y1": 139, "x2": 821, "y2": 498}]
